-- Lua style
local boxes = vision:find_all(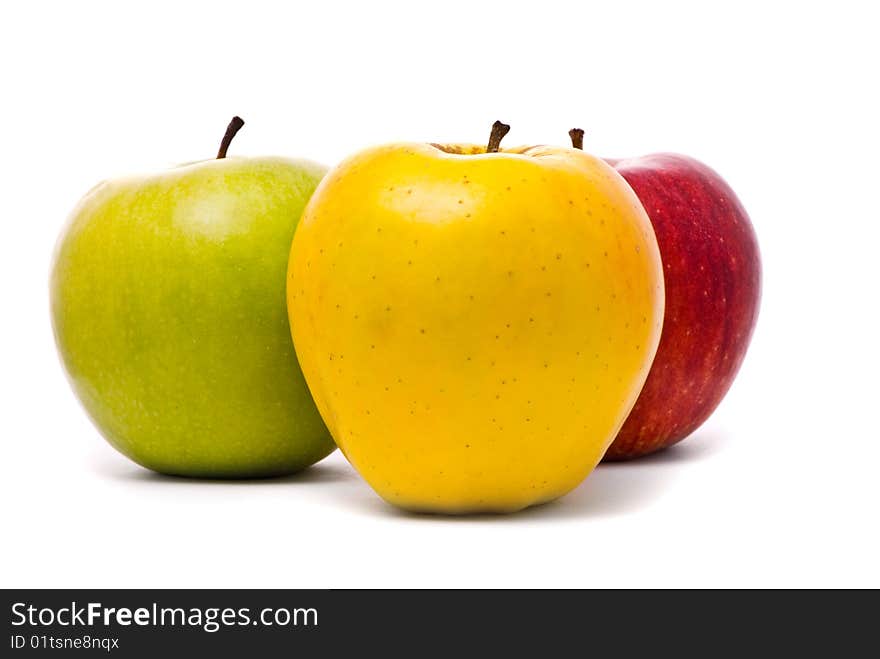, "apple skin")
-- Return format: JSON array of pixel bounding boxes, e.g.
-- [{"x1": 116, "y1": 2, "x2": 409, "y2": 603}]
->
[
  {"x1": 289, "y1": 141, "x2": 664, "y2": 512},
  {"x1": 604, "y1": 154, "x2": 761, "y2": 460},
  {"x1": 51, "y1": 156, "x2": 336, "y2": 477}
]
